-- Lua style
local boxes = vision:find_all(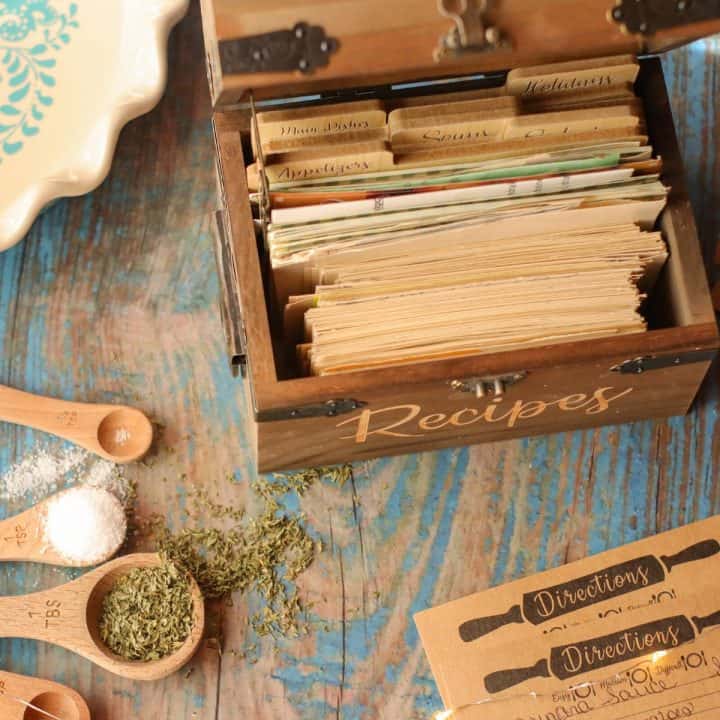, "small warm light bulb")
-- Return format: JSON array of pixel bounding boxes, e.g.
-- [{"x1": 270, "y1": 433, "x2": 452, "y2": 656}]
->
[
  {"x1": 652, "y1": 650, "x2": 668, "y2": 663},
  {"x1": 433, "y1": 711, "x2": 454, "y2": 720}
]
